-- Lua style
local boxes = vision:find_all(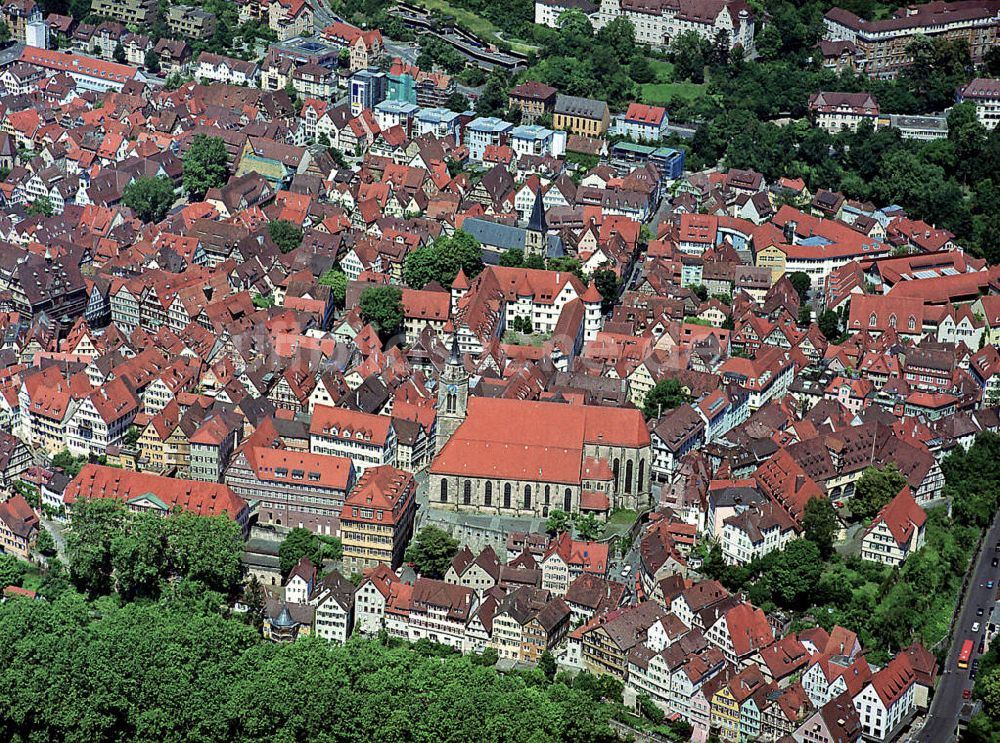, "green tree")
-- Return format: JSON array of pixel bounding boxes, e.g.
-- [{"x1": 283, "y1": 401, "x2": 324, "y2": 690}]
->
[
  {"x1": 642, "y1": 379, "x2": 692, "y2": 420},
  {"x1": 26, "y1": 196, "x2": 54, "y2": 217},
  {"x1": 545, "y1": 509, "x2": 571, "y2": 535},
  {"x1": 144, "y1": 48, "x2": 160, "y2": 73},
  {"x1": 574, "y1": 513, "x2": 601, "y2": 540},
  {"x1": 475, "y1": 70, "x2": 511, "y2": 118},
  {"x1": 672, "y1": 31, "x2": 706, "y2": 83},
  {"x1": 477, "y1": 646, "x2": 500, "y2": 667},
  {"x1": 853, "y1": 465, "x2": 908, "y2": 522},
  {"x1": 818, "y1": 309, "x2": 840, "y2": 340},
  {"x1": 0, "y1": 21, "x2": 10, "y2": 44},
  {"x1": 768, "y1": 539, "x2": 823, "y2": 609},
  {"x1": 122, "y1": 175, "x2": 175, "y2": 223},
  {"x1": 403, "y1": 231, "x2": 483, "y2": 289},
  {"x1": 113, "y1": 42, "x2": 126, "y2": 63},
  {"x1": 979, "y1": 669, "x2": 1000, "y2": 719},
  {"x1": 35, "y1": 528, "x2": 56, "y2": 557},
  {"x1": 164, "y1": 513, "x2": 245, "y2": 594},
  {"x1": 948, "y1": 101, "x2": 988, "y2": 184},
  {"x1": 182, "y1": 134, "x2": 229, "y2": 199},
  {"x1": 51, "y1": 449, "x2": 85, "y2": 477},
  {"x1": 359, "y1": 286, "x2": 404, "y2": 337},
  {"x1": 278, "y1": 527, "x2": 324, "y2": 576},
  {"x1": 592, "y1": 268, "x2": 619, "y2": 313},
  {"x1": 242, "y1": 574, "x2": 267, "y2": 633},
  {"x1": 499, "y1": 248, "x2": 524, "y2": 267},
  {"x1": 445, "y1": 91, "x2": 470, "y2": 113},
  {"x1": 319, "y1": 268, "x2": 347, "y2": 307},
  {"x1": 267, "y1": 219, "x2": 304, "y2": 253},
  {"x1": 539, "y1": 650, "x2": 557, "y2": 681},
  {"x1": 638, "y1": 694, "x2": 665, "y2": 724},
  {"x1": 111, "y1": 511, "x2": 166, "y2": 600},
  {"x1": 788, "y1": 271, "x2": 811, "y2": 302},
  {"x1": 65, "y1": 497, "x2": 127, "y2": 594},
  {"x1": 404, "y1": 525, "x2": 460, "y2": 579},
  {"x1": 0, "y1": 597, "x2": 619, "y2": 742},
  {"x1": 0, "y1": 554, "x2": 25, "y2": 588},
  {"x1": 802, "y1": 496, "x2": 838, "y2": 559}
]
